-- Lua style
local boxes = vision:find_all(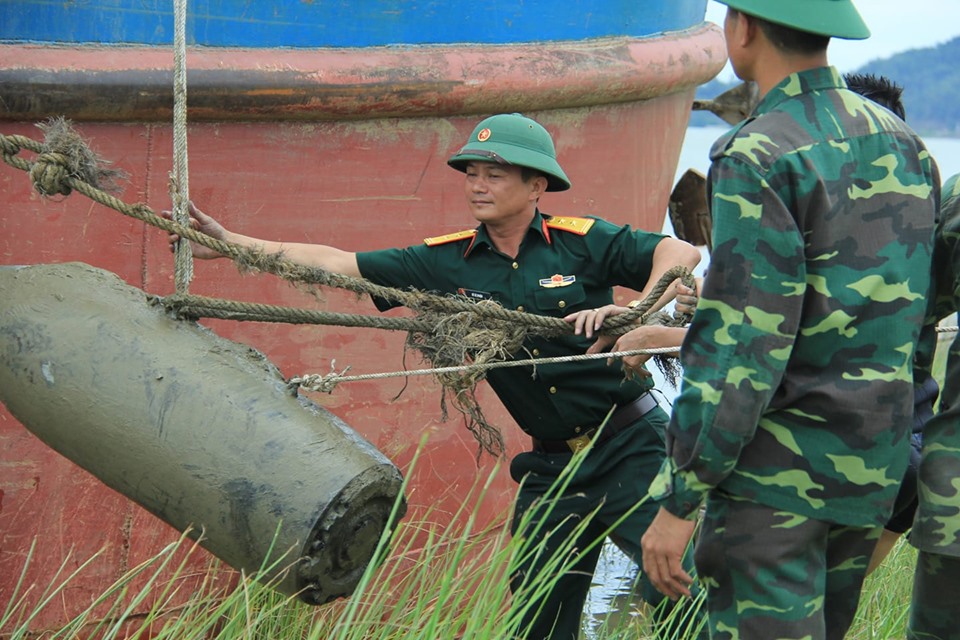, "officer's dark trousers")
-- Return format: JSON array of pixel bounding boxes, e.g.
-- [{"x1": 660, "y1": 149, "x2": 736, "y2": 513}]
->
[{"x1": 509, "y1": 406, "x2": 694, "y2": 640}]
